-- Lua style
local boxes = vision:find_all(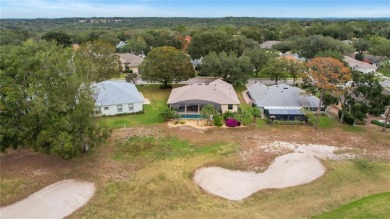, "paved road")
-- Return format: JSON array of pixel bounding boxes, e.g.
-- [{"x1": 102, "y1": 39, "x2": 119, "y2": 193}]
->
[{"x1": 0, "y1": 180, "x2": 95, "y2": 219}]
